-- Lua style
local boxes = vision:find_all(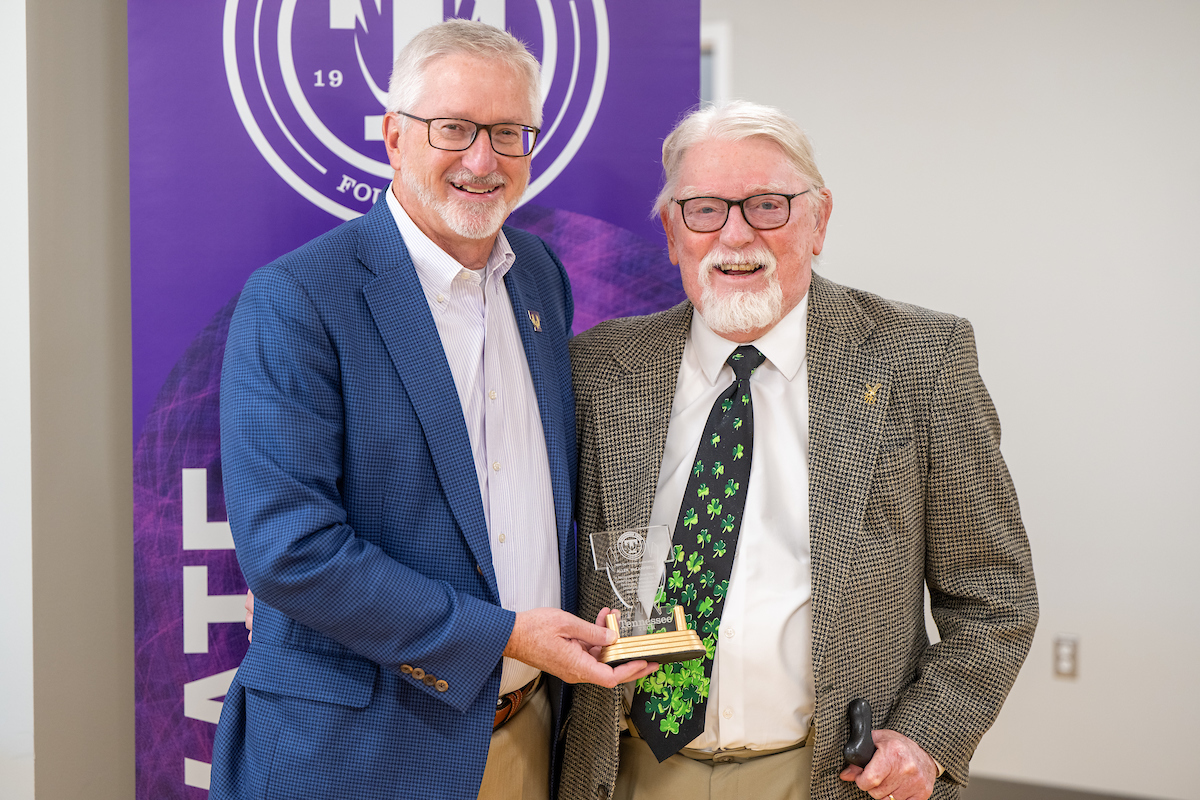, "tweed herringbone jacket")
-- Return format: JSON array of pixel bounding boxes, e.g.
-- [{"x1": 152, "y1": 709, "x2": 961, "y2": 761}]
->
[{"x1": 559, "y1": 273, "x2": 1037, "y2": 800}]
